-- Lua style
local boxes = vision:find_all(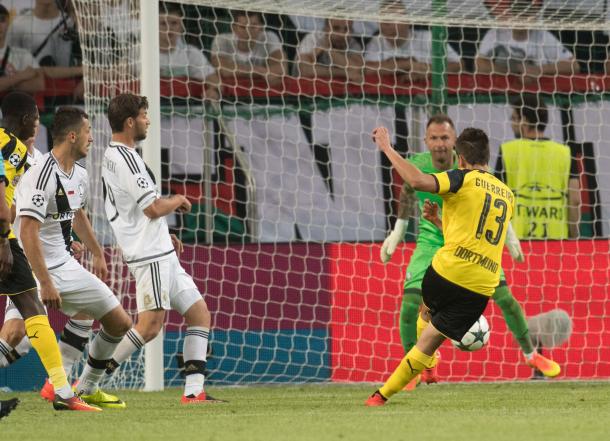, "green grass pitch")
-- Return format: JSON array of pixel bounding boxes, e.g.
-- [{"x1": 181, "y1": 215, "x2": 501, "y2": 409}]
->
[{"x1": 2, "y1": 382, "x2": 609, "y2": 441}]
